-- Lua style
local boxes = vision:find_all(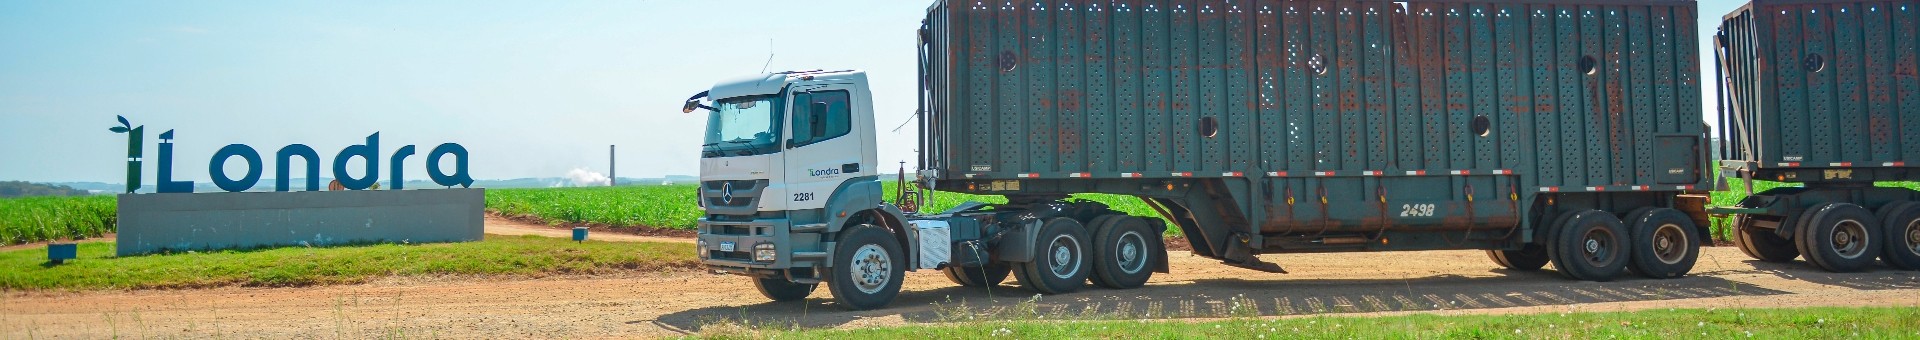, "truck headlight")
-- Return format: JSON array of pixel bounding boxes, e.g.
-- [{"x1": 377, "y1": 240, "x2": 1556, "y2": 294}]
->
[{"x1": 754, "y1": 243, "x2": 776, "y2": 262}]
